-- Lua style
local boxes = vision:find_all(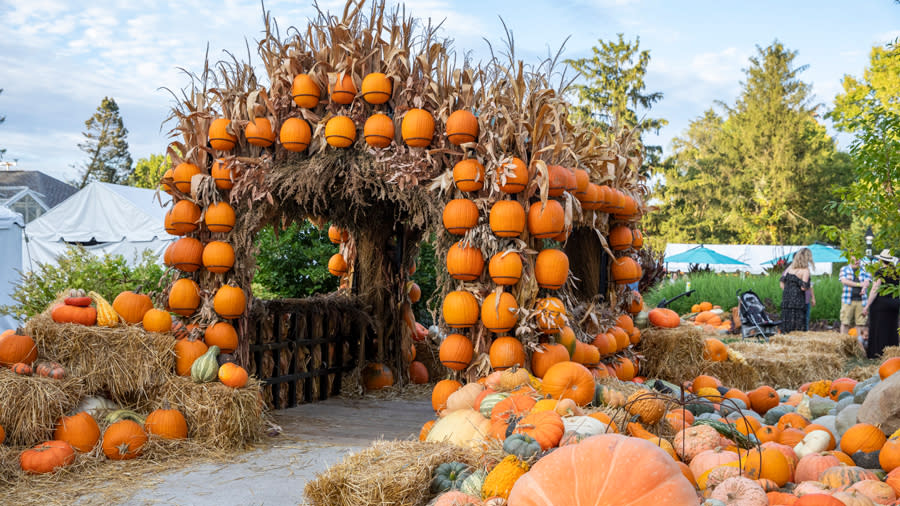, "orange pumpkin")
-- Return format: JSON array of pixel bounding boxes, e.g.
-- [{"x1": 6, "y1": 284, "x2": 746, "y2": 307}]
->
[
  {"x1": 840, "y1": 423, "x2": 887, "y2": 454},
  {"x1": 291, "y1": 74, "x2": 321, "y2": 108},
  {"x1": 54, "y1": 412, "x2": 100, "y2": 453},
  {"x1": 205, "y1": 201, "x2": 235, "y2": 233},
  {"x1": 330, "y1": 73, "x2": 357, "y2": 104},
  {"x1": 489, "y1": 200, "x2": 526, "y2": 238},
  {"x1": 102, "y1": 420, "x2": 147, "y2": 460},
  {"x1": 447, "y1": 241, "x2": 484, "y2": 281},
  {"x1": 497, "y1": 157, "x2": 529, "y2": 194},
  {"x1": 648, "y1": 308, "x2": 680, "y2": 328},
  {"x1": 279, "y1": 117, "x2": 311, "y2": 152},
  {"x1": 173, "y1": 162, "x2": 200, "y2": 193},
  {"x1": 439, "y1": 334, "x2": 474, "y2": 371},
  {"x1": 611, "y1": 256, "x2": 642, "y2": 284},
  {"x1": 208, "y1": 118, "x2": 237, "y2": 151},
  {"x1": 328, "y1": 253, "x2": 348, "y2": 276},
  {"x1": 174, "y1": 337, "x2": 207, "y2": 376},
  {"x1": 489, "y1": 337, "x2": 525, "y2": 370},
  {"x1": 202, "y1": 241, "x2": 235, "y2": 274},
  {"x1": 204, "y1": 322, "x2": 238, "y2": 354},
  {"x1": 169, "y1": 237, "x2": 203, "y2": 272},
  {"x1": 531, "y1": 343, "x2": 569, "y2": 378},
  {"x1": 213, "y1": 285, "x2": 246, "y2": 319},
  {"x1": 453, "y1": 158, "x2": 486, "y2": 192},
  {"x1": 741, "y1": 447, "x2": 791, "y2": 487},
  {"x1": 881, "y1": 438, "x2": 900, "y2": 472},
  {"x1": 482, "y1": 291, "x2": 519, "y2": 333},
  {"x1": 360, "y1": 72, "x2": 391, "y2": 104},
  {"x1": 363, "y1": 113, "x2": 395, "y2": 148},
  {"x1": 168, "y1": 200, "x2": 201, "y2": 235},
  {"x1": 325, "y1": 115, "x2": 357, "y2": 148},
  {"x1": 362, "y1": 363, "x2": 394, "y2": 391},
  {"x1": 488, "y1": 251, "x2": 523, "y2": 286},
  {"x1": 534, "y1": 249, "x2": 569, "y2": 290},
  {"x1": 142, "y1": 309, "x2": 172, "y2": 333},
  {"x1": 880, "y1": 357, "x2": 900, "y2": 380},
  {"x1": 703, "y1": 338, "x2": 728, "y2": 362},
  {"x1": 401, "y1": 108, "x2": 434, "y2": 147},
  {"x1": 795, "y1": 452, "x2": 841, "y2": 482},
  {"x1": 513, "y1": 410, "x2": 564, "y2": 450},
  {"x1": 442, "y1": 198, "x2": 479, "y2": 236},
  {"x1": 442, "y1": 291, "x2": 479, "y2": 328},
  {"x1": 747, "y1": 385, "x2": 779, "y2": 414},
  {"x1": 245, "y1": 117, "x2": 276, "y2": 147},
  {"x1": 776, "y1": 412, "x2": 810, "y2": 431},
  {"x1": 218, "y1": 363, "x2": 249, "y2": 388},
  {"x1": 409, "y1": 361, "x2": 428, "y2": 384},
  {"x1": 0, "y1": 332, "x2": 37, "y2": 367},
  {"x1": 446, "y1": 110, "x2": 478, "y2": 145},
  {"x1": 527, "y1": 200, "x2": 564, "y2": 239},
  {"x1": 535, "y1": 296, "x2": 566, "y2": 334},
  {"x1": 608, "y1": 226, "x2": 633, "y2": 251},
  {"x1": 113, "y1": 291, "x2": 153, "y2": 324},
  {"x1": 541, "y1": 361, "x2": 594, "y2": 406},
  {"x1": 432, "y1": 379, "x2": 463, "y2": 411}
]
